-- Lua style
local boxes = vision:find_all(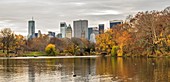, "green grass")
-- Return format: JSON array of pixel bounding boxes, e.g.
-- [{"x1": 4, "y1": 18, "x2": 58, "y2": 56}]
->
[
  {"x1": 0, "y1": 50, "x2": 6, "y2": 54},
  {"x1": 23, "y1": 51, "x2": 47, "y2": 57}
]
